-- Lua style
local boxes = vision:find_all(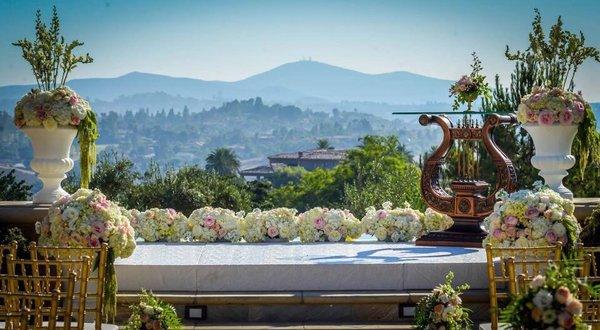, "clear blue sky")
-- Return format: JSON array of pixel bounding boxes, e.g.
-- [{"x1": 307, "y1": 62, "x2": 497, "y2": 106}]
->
[{"x1": 1, "y1": 0, "x2": 599, "y2": 100}]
